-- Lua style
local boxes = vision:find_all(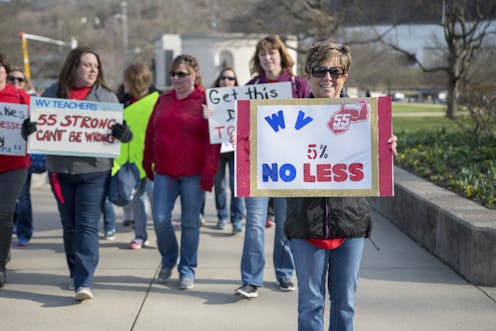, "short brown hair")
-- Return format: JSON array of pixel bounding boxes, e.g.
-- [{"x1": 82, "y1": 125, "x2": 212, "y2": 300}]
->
[
  {"x1": 124, "y1": 63, "x2": 151, "y2": 99},
  {"x1": 304, "y1": 41, "x2": 352, "y2": 75},
  {"x1": 168, "y1": 54, "x2": 202, "y2": 86}
]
